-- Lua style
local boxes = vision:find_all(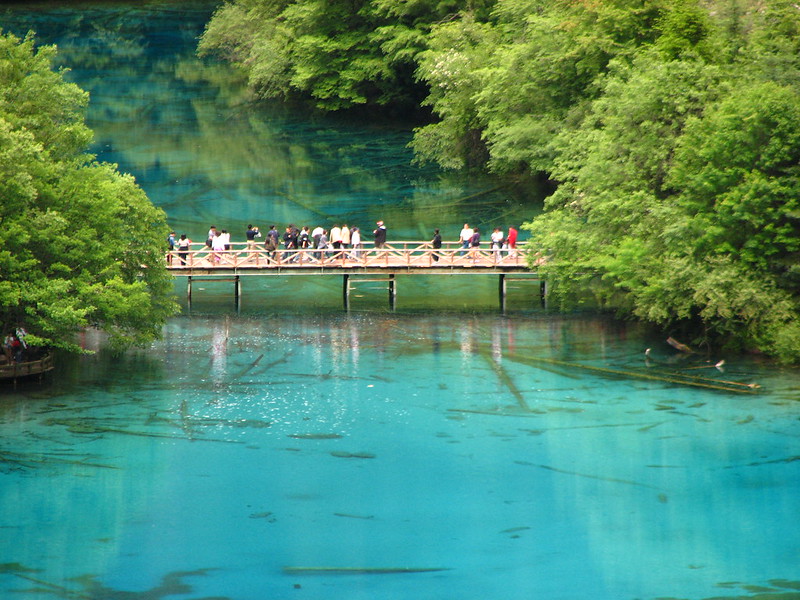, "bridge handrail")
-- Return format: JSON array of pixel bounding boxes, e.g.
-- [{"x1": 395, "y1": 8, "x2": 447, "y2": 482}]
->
[
  {"x1": 0, "y1": 353, "x2": 54, "y2": 379},
  {"x1": 166, "y1": 241, "x2": 533, "y2": 269}
]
